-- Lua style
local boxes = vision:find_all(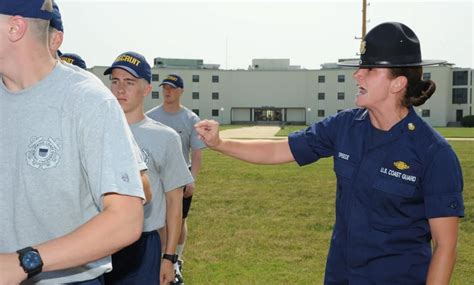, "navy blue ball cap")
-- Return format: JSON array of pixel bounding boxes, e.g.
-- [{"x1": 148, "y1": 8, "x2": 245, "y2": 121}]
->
[
  {"x1": 160, "y1": 74, "x2": 184, "y2": 89},
  {"x1": 50, "y1": 0, "x2": 63, "y2": 32},
  {"x1": 338, "y1": 22, "x2": 445, "y2": 67},
  {"x1": 60, "y1": 53, "x2": 87, "y2": 69},
  {"x1": 104, "y1": 51, "x2": 151, "y2": 83},
  {"x1": 0, "y1": 0, "x2": 53, "y2": 20}
]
